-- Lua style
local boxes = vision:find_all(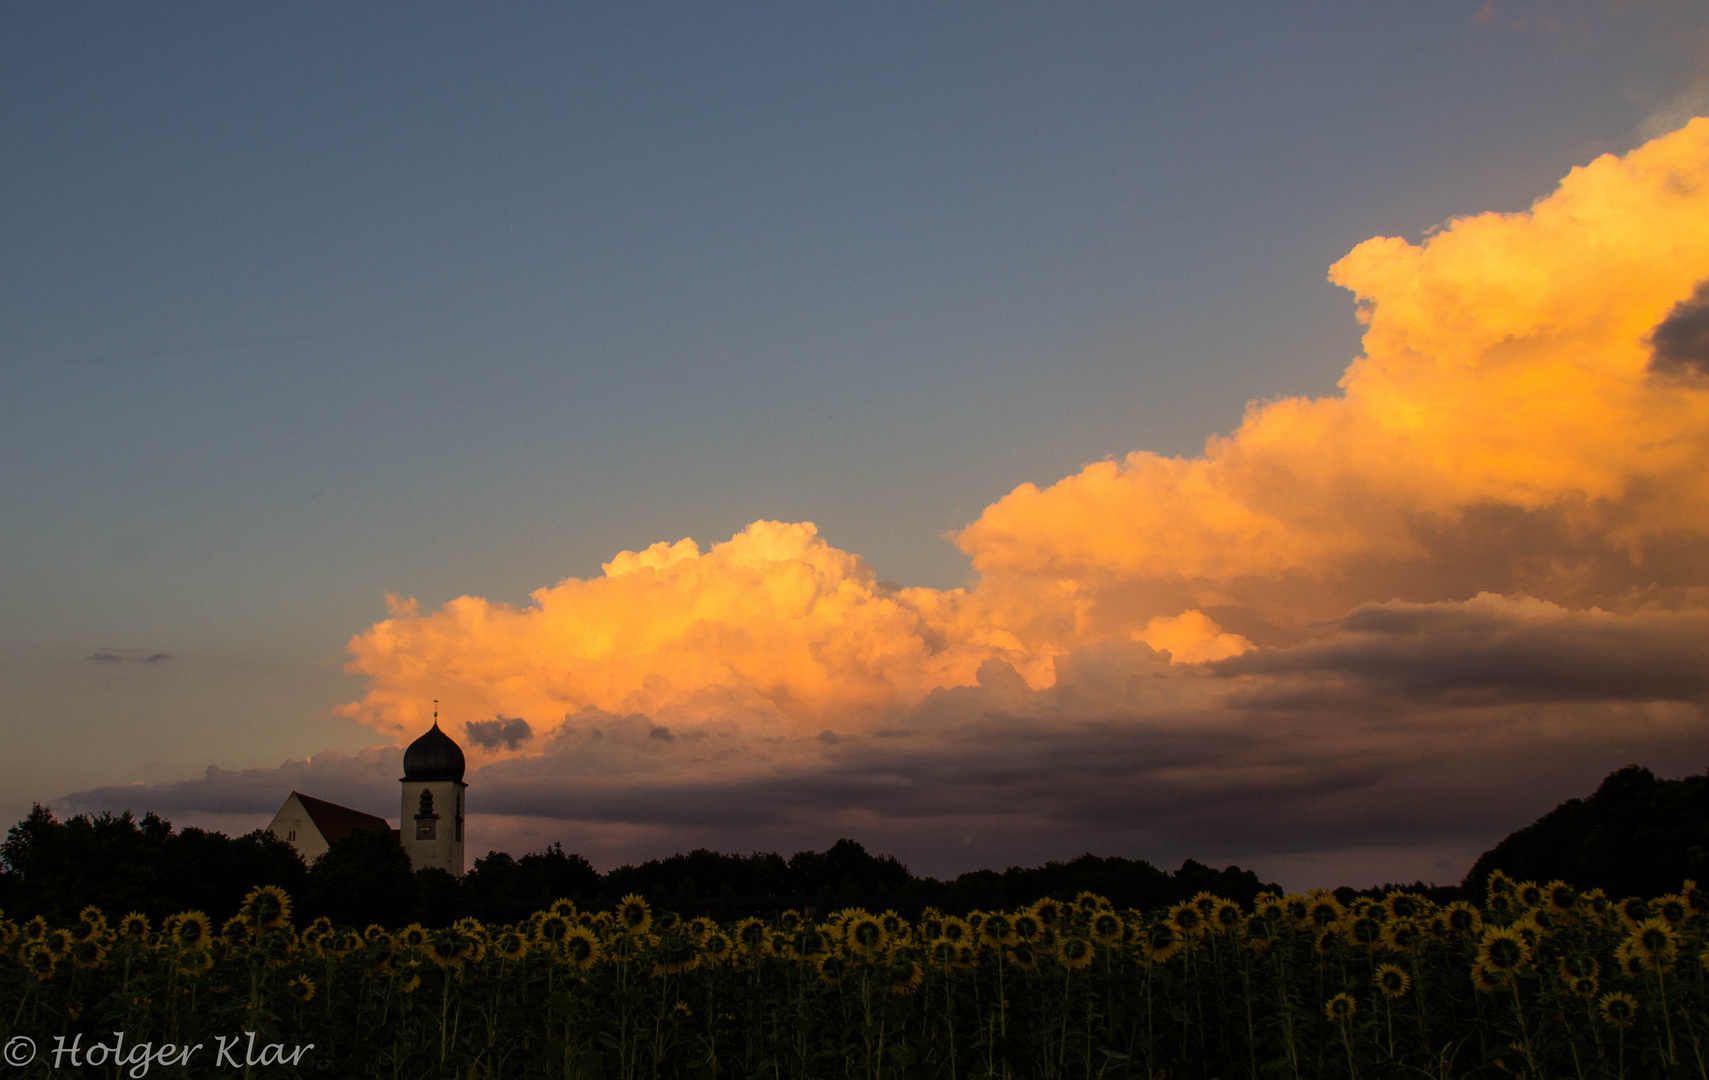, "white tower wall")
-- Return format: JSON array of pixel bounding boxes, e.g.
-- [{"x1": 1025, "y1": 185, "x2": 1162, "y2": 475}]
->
[{"x1": 400, "y1": 778, "x2": 465, "y2": 875}]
